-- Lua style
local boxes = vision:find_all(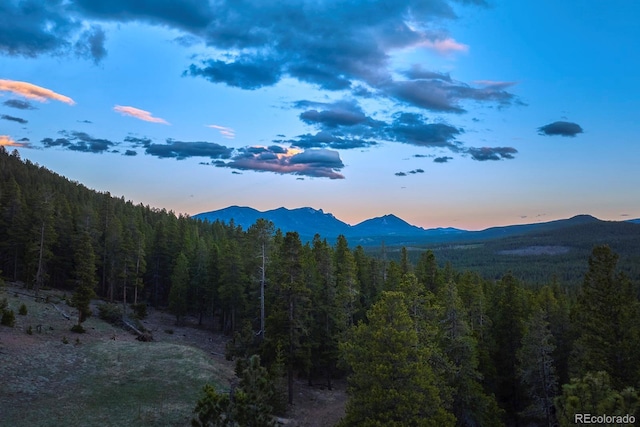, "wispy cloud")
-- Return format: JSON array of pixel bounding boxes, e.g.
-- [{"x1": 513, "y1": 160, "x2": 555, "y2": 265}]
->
[
  {"x1": 1, "y1": 114, "x2": 28, "y2": 124},
  {"x1": 207, "y1": 124, "x2": 236, "y2": 139},
  {"x1": 0, "y1": 79, "x2": 75, "y2": 104},
  {"x1": 537, "y1": 121, "x2": 583, "y2": 137},
  {"x1": 0, "y1": 135, "x2": 28, "y2": 147},
  {"x1": 113, "y1": 105, "x2": 169, "y2": 124},
  {"x1": 3, "y1": 99, "x2": 37, "y2": 110},
  {"x1": 419, "y1": 38, "x2": 469, "y2": 55}
]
